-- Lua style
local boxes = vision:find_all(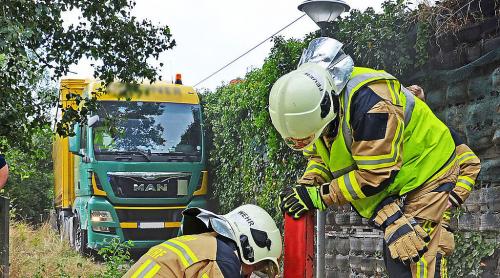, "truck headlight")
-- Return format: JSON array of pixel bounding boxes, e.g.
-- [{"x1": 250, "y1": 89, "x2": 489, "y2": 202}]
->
[
  {"x1": 92, "y1": 226, "x2": 115, "y2": 233},
  {"x1": 91, "y1": 210, "x2": 113, "y2": 222}
]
